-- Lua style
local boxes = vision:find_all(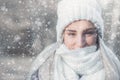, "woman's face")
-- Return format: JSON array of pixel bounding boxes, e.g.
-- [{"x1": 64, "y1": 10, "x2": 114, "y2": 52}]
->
[{"x1": 63, "y1": 20, "x2": 98, "y2": 50}]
